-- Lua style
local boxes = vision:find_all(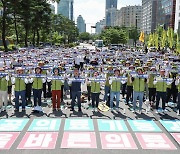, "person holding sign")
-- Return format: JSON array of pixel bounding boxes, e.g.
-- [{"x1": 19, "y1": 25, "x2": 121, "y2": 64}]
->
[
  {"x1": 69, "y1": 69, "x2": 84, "y2": 112},
  {"x1": 90, "y1": 71, "x2": 101, "y2": 112},
  {"x1": 0, "y1": 68, "x2": 9, "y2": 113},
  {"x1": 86, "y1": 66, "x2": 94, "y2": 104},
  {"x1": 51, "y1": 67, "x2": 64, "y2": 111},
  {"x1": 147, "y1": 67, "x2": 157, "y2": 108},
  {"x1": 166, "y1": 67, "x2": 178, "y2": 106},
  {"x1": 153, "y1": 69, "x2": 169, "y2": 114},
  {"x1": 30, "y1": 67, "x2": 46, "y2": 112},
  {"x1": 39, "y1": 61, "x2": 47, "y2": 102},
  {"x1": 125, "y1": 65, "x2": 135, "y2": 105},
  {"x1": 131, "y1": 67, "x2": 147, "y2": 114},
  {"x1": 11, "y1": 67, "x2": 28, "y2": 112},
  {"x1": 103, "y1": 66, "x2": 114, "y2": 103},
  {"x1": 175, "y1": 76, "x2": 180, "y2": 116},
  {"x1": 109, "y1": 69, "x2": 121, "y2": 111}
]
